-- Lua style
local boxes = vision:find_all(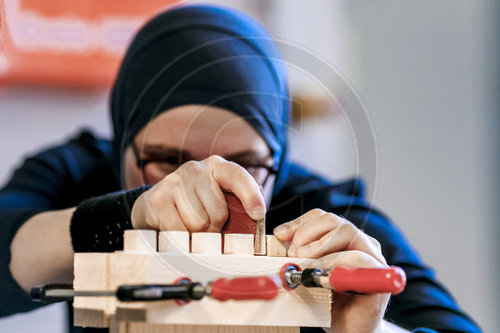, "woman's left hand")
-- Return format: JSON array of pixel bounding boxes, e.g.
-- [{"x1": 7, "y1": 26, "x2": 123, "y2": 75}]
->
[{"x1": 273, "y1": 208, "x2": 390, "y2": 333}]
